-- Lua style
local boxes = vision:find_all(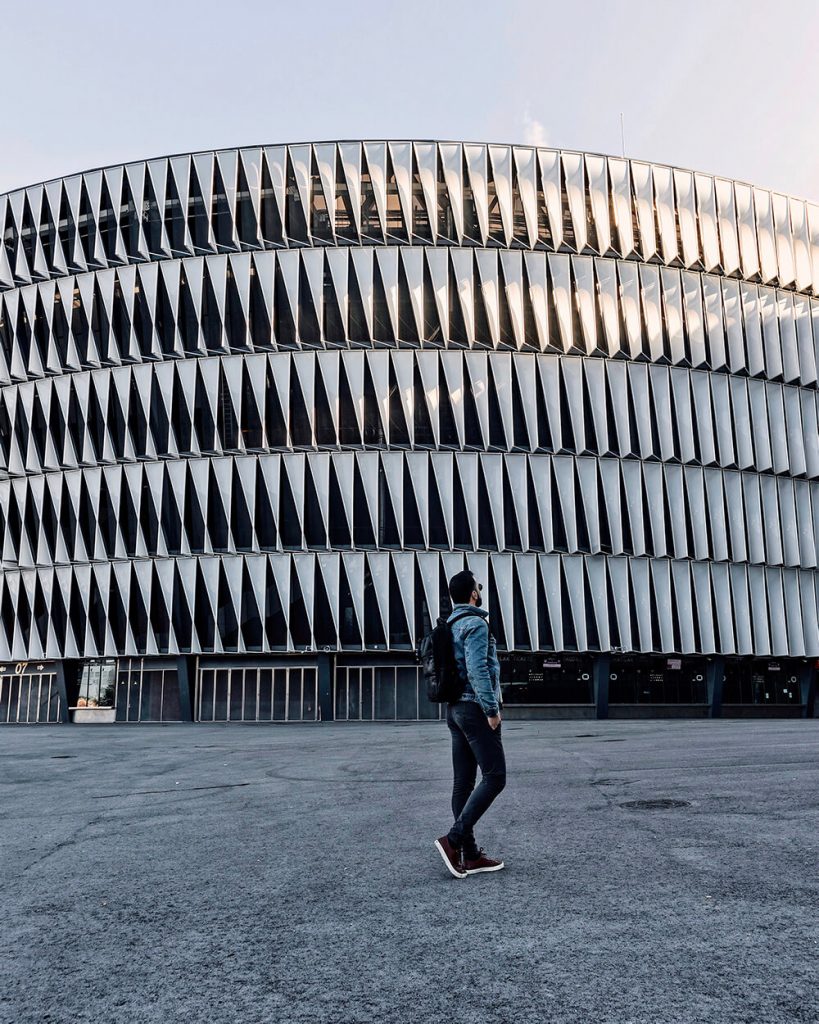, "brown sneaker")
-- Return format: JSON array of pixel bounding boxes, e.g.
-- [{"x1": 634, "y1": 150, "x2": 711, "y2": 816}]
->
[
  {"x1": 434, "y1": 835, "x2": 467, "y2": 878},
  {"x1": 463, "y1": 848, "x2": 504, "y2": 874}
]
